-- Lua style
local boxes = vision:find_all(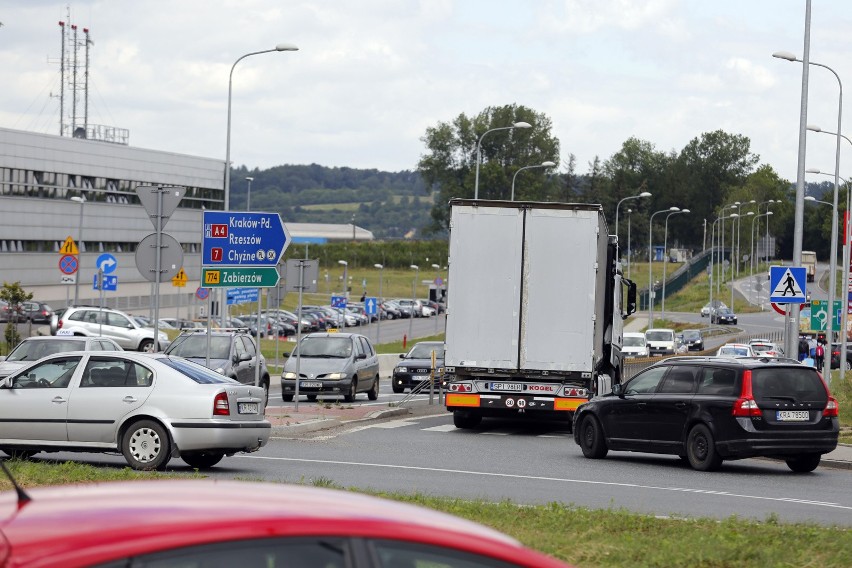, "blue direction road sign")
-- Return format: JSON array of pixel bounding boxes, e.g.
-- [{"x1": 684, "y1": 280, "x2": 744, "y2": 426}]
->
[
  {"x1": 227, "y1": 287, "x2": 259, "y2": 305},
  {"x1": 202, "y1": 211, "x2": 289, "y2": 266},
  {"x1": 331, "y1": 295, "x2": 347, "y2": 309},
  {"x1": 364, "y1": 297, "x2": 377, "y2": 315},
  {"x1": 769, "y1": 265, "x2": 807, "y2": 304},
  {"x1": 93, "y1": 274, "x2": 118, "y2": 291},
  {"x1": 96, "y1": 253, "x2": 118, "y2": 274}
]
